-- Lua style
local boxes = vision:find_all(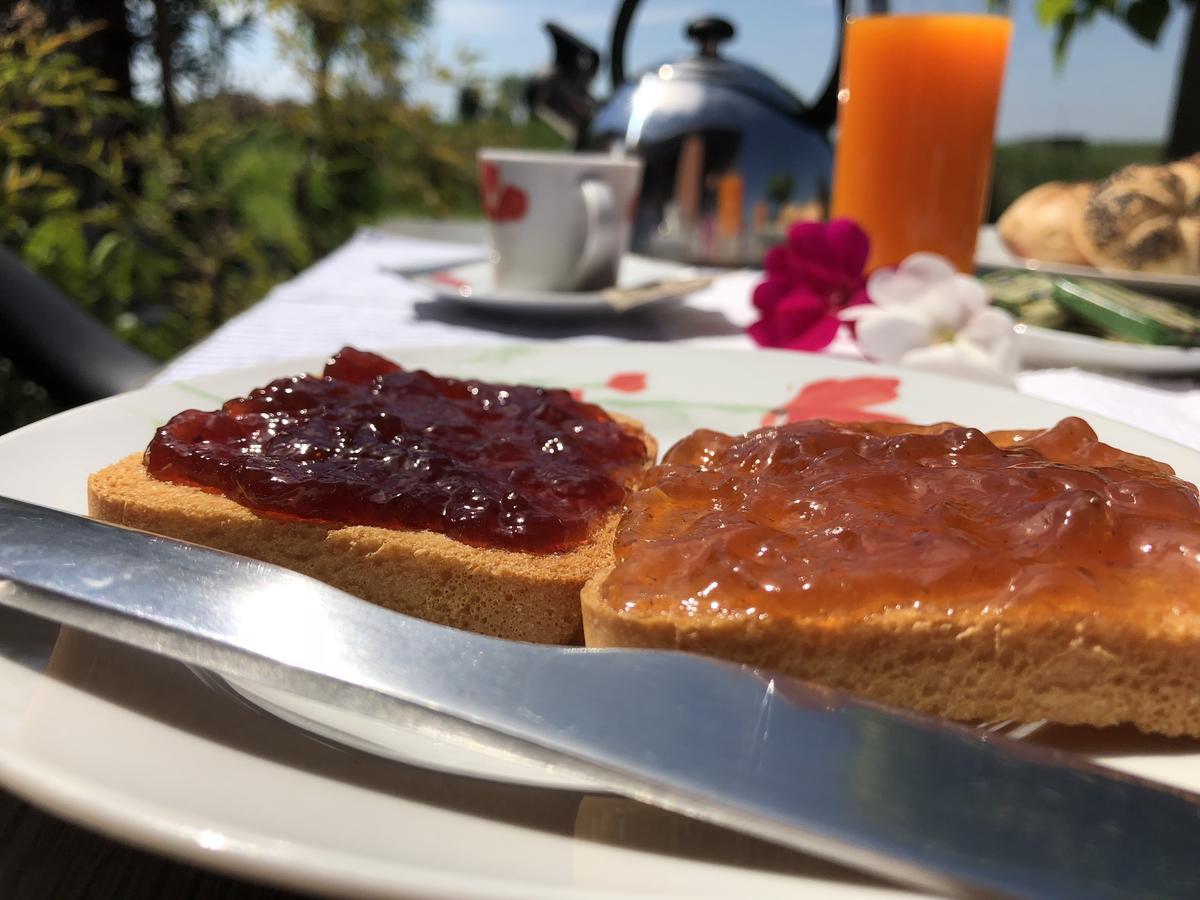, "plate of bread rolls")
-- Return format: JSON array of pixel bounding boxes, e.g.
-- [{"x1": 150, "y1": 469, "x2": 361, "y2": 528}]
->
[{"x1": 979, "y1": 154, "x2": 1200, "y2": 301}]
